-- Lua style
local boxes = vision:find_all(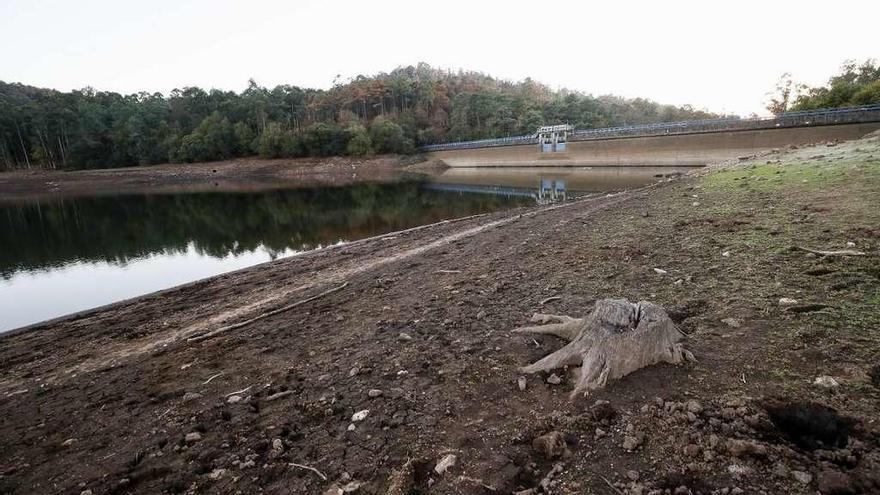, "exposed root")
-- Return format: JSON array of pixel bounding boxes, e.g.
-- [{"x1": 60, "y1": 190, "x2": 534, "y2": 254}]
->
[
  {"x1": 511, "y1": 299, "x2": 694, "y2": 398},
  {"x1": 288, "y1": 462, "x2": 328, "y2": 481},
  {"x1": 187, "y1": 282, "x2": 349, "y2": 343}
]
